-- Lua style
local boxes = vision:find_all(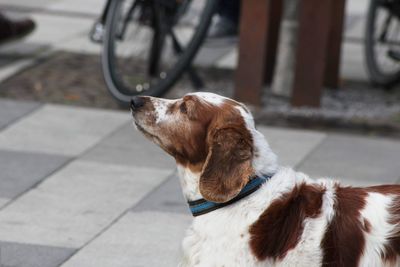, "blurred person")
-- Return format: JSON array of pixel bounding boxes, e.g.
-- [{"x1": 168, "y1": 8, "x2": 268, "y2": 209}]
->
[
  {"x1": 208, "y1": 0, "x2": 240, "y2": 38},
  {"x1": 0, "y1": 12, "x2": 35, "y2": 44}
]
